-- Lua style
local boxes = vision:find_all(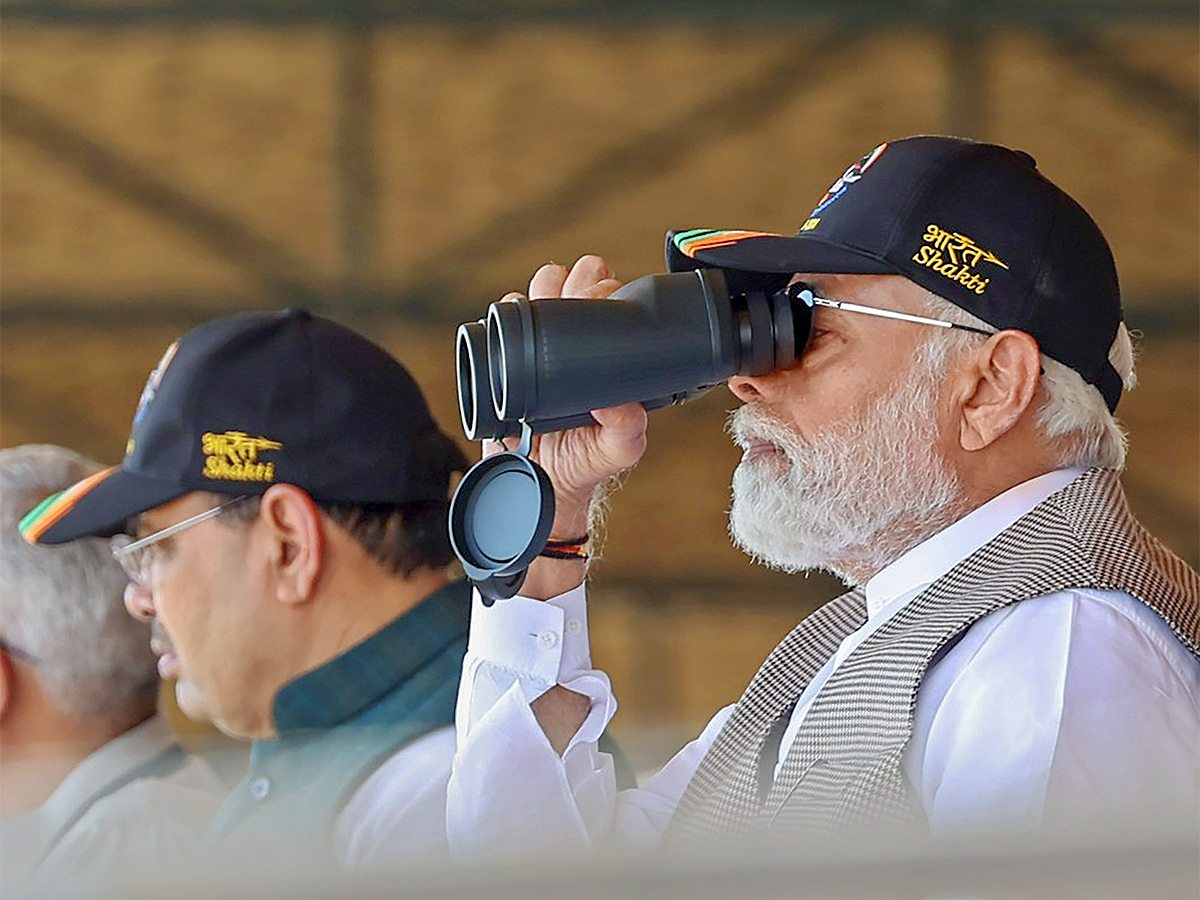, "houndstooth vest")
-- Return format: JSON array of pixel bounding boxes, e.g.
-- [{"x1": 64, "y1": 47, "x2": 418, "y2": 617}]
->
[{"x1": 667, "y1": 468, "x2": 1200, "y2": 844}]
